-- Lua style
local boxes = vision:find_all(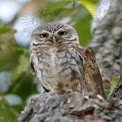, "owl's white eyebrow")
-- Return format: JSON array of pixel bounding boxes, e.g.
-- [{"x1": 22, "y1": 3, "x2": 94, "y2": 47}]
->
[
  {"x1": 57, "y1": 29, "x2": 66, "y2": 31},
  {"x1": 41, "y1": 30, "x2": 50, "y2": 33},
  {"x1": 32, "y1": 30, "x2": 50, "y2": 35}
]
